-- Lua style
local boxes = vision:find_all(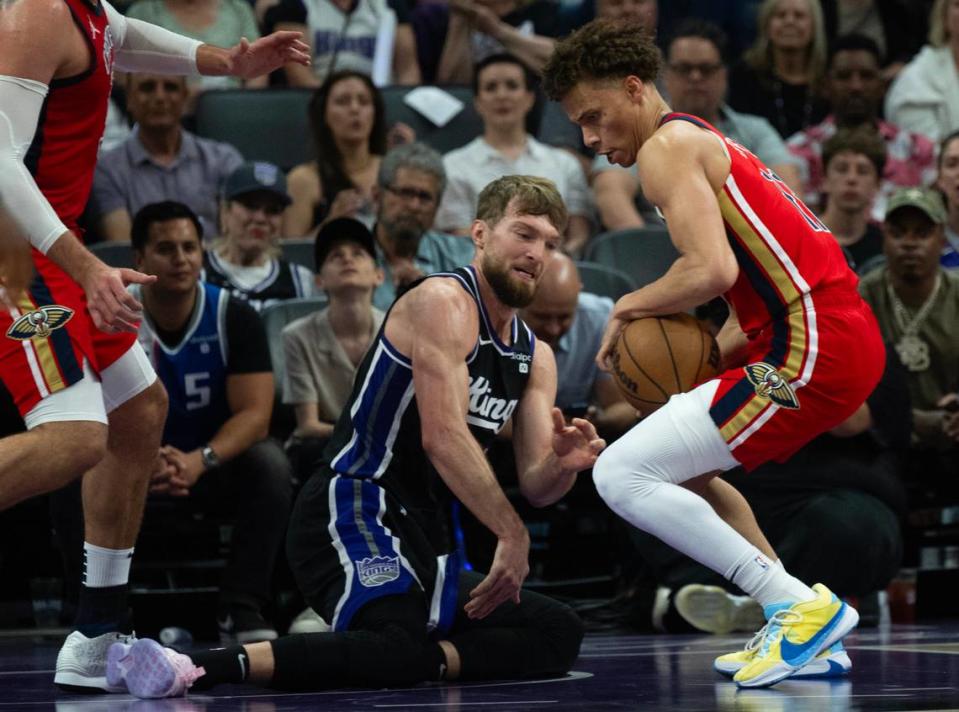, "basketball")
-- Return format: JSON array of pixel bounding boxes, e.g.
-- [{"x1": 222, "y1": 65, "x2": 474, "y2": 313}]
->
[{"x1": 610, "y1": 313, "x2": 721, "y2": 413}]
